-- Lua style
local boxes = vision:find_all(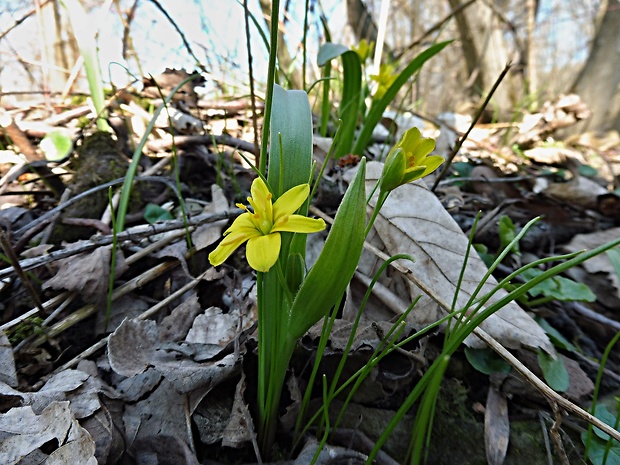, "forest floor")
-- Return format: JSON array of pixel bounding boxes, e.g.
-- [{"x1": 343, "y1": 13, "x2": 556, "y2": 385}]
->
[{"x1": 1, "y1": 73, "x2": 620, "y2": 464}]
